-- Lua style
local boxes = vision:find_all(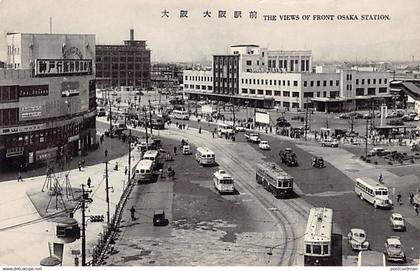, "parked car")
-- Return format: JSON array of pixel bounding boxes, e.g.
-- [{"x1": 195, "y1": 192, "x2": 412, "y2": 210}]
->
[
  {"x1": 389, "y1": 213, "x2": 406, "y2": 231},
  {"x1": 245, "y1": 132, "x2": 260, "y2": 143},
  {"x1": 347, "y1": 228, "x2": 370, "y2": 251},
  {"x1": 369, "y1": 147, "x2": 385, "y2": 156},
  {"x1": 339, "y1": 113, "x2": 350, "y2": 119},
  {"x1": 259, "y1": 140, "x2": 270, "y2": 150},
  {"x1": 235, "y1": 126, "x2": 246, "y2": 132},
  {"x1": 384, "y1": 236, "x2": 406, "y2": 262},
  {"x1": 153, "y1": 210, "x2": 169, "y2": 226},
  {"x1": 321, "y1": 138, "x2": 339, "y2": 147}
]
